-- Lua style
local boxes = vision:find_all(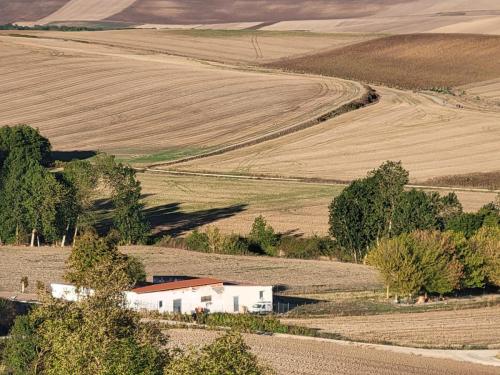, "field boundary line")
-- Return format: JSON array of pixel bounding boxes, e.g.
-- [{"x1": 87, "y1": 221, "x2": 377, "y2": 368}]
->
[
  {"x1": 147, "y1": 87, "x2": 379, "y2": 168},
  {"x1": 140, "y1": 169, "x2": 500, "y2": 194}
]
